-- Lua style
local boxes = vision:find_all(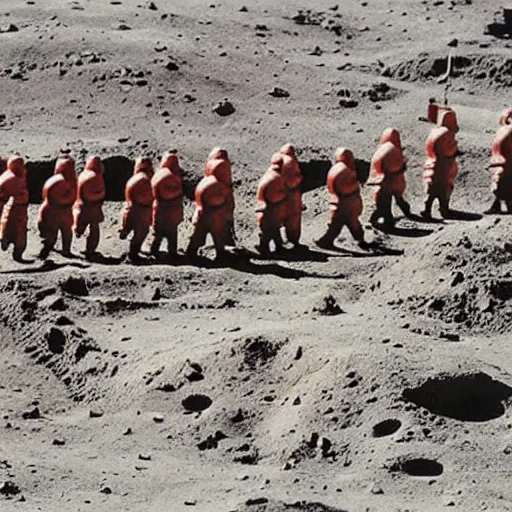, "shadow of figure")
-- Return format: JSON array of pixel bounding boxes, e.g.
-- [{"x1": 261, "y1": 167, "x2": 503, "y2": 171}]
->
[
  {"x1": 387, "y1": 224, "x2": 434, "y2": 238},
  {"x1": 179, "y1": 250, "x2": 346, "y2": 280},
  {"x1": 0, "y1": 259, "x2": 91, "y2": 274},
  {"x1": 443, "y1": 209, "x2": 483, "y2": 221},
  {"x1": 327, "y1": 242, "x2": 405, "y2": 258}
]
